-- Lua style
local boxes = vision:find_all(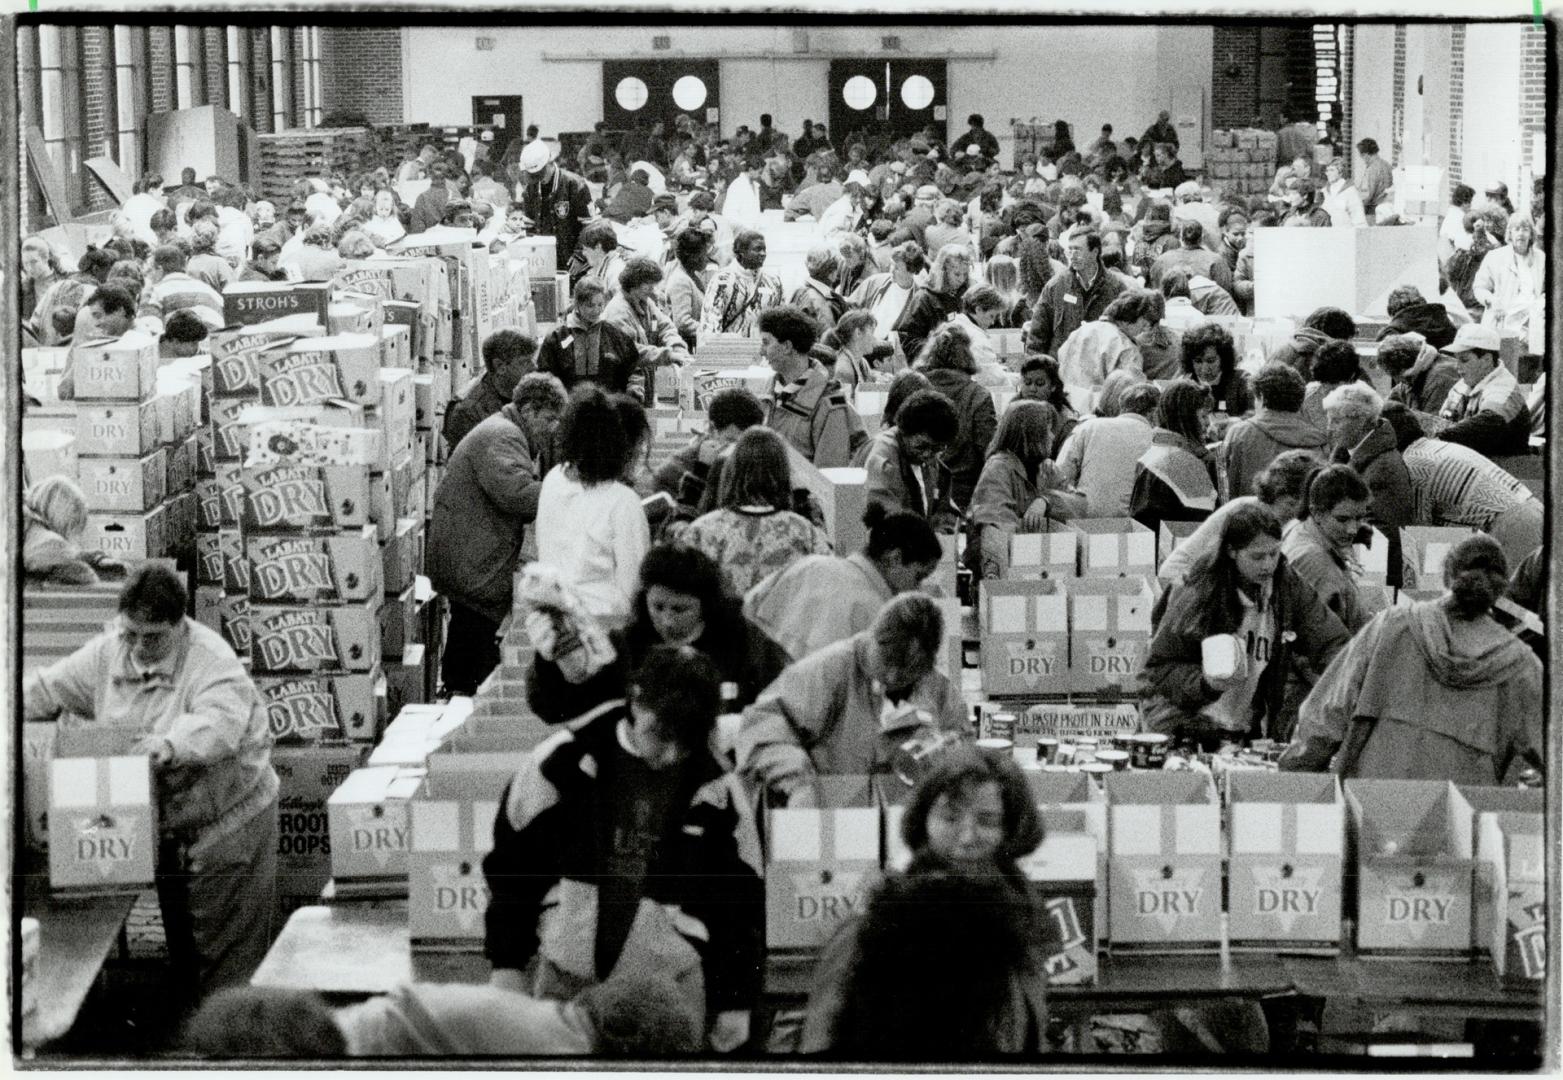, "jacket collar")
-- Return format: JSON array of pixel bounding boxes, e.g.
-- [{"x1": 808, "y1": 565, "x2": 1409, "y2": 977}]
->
[{"x1": 110, "y1": 617, "x2": 192, "y2": 686}]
